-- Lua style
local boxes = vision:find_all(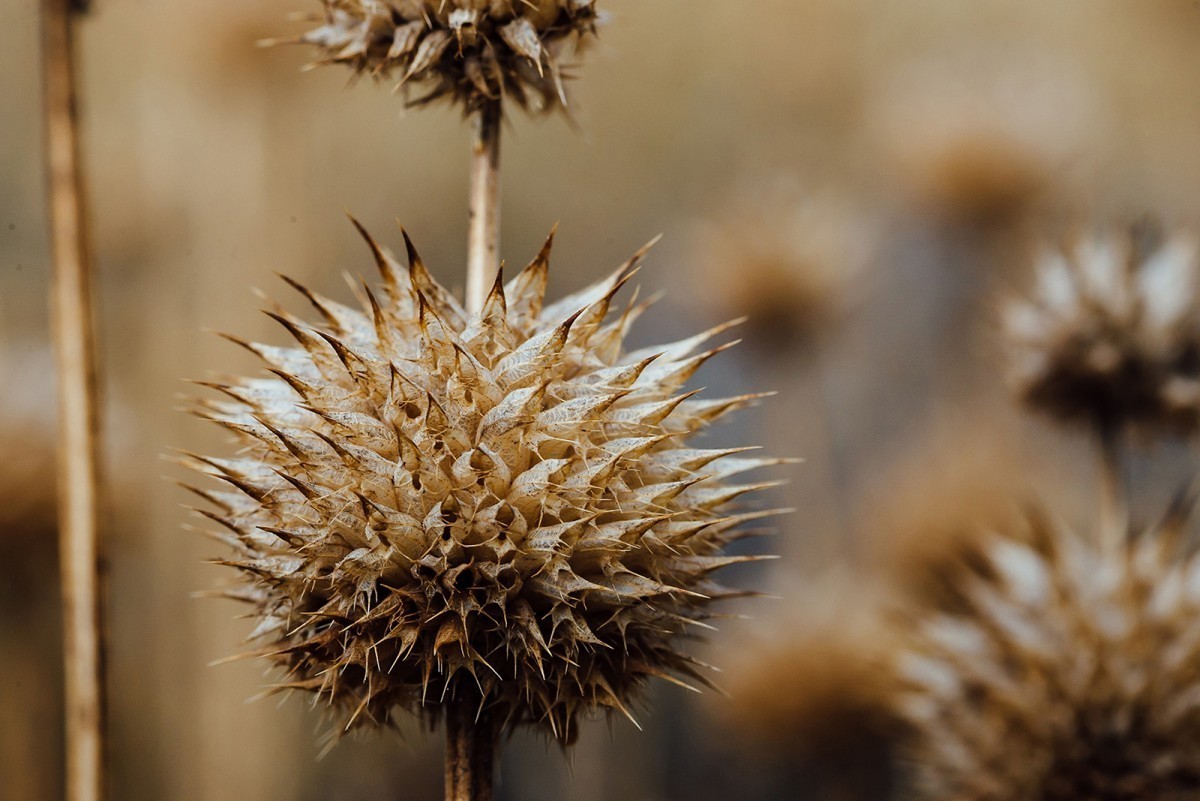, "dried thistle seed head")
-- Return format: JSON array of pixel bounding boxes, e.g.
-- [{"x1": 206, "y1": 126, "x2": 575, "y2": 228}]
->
[
  {"x1": 288, "y1": 0, "x2": 599, "y2": 113},
  {"x1": 721, "y1": 578, "x2": 906, "y2": 771},
  {"x1": 187, "y1": 221, "x2": 781, "y2": 744},
  {"x1": 898, "y1": 512, "x2": 1200, "y2": 801},
  {"x1": 1004, "y1": 228, "x2": 1200, "y2": 437},
  {"x1": 0, "y1": 342, "x2": 59, "y2": 603},
  {"x1": 686, "y1": 183, "x2": 875, "y2": 350},
  {"x1": 857, "y1": 417, "x2": 1045, "y2": 614},
  {"x1": 870, "y1": 51, "x2": 1097, "y2": 226}
]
